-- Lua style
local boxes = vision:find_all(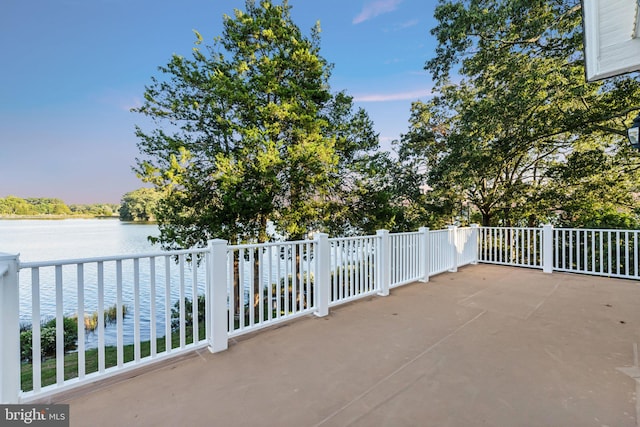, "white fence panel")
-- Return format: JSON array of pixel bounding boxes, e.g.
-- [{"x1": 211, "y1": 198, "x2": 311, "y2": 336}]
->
[
  {"x1": 429, "y1": 230, "x2": 454, "y2": 275},
  {"x1": 389, "y1": 232, "x2": 422, "y2": 288},
  {"x1": 554, "y1": 228, "x2": 640, "y2": 279},
  {"x1": 329, "y1": 236, "x2": 378, "y2": 307},
  {"x1": 478, "y1": 227, "x2": 542, "y2": 269},
  {"x1": 455, "y1": 227, "x2": 477, "y2": 267},
  {"x1": 227, "y1": 240, "x2": 317, "y2": 338},
  {"x1": 17, "y1": 248, "x2": 210, "y2": 402}
]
